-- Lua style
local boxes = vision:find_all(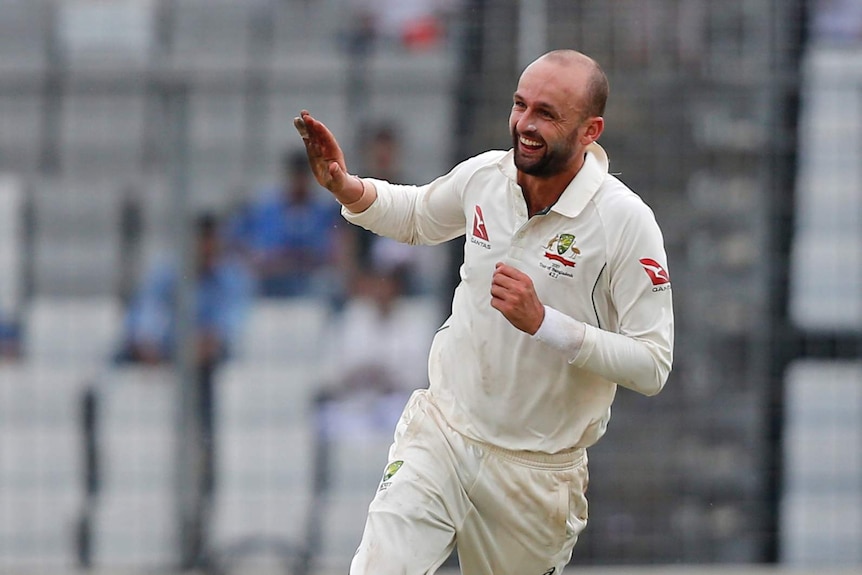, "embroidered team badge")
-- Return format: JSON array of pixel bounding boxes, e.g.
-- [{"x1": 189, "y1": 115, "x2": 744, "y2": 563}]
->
[
  {"x1": 378, "y1": 460, "x2": 404, "y2": 492},
  {"x1": 543, "y1": 233, "x2": 580, "y2": 267}
]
